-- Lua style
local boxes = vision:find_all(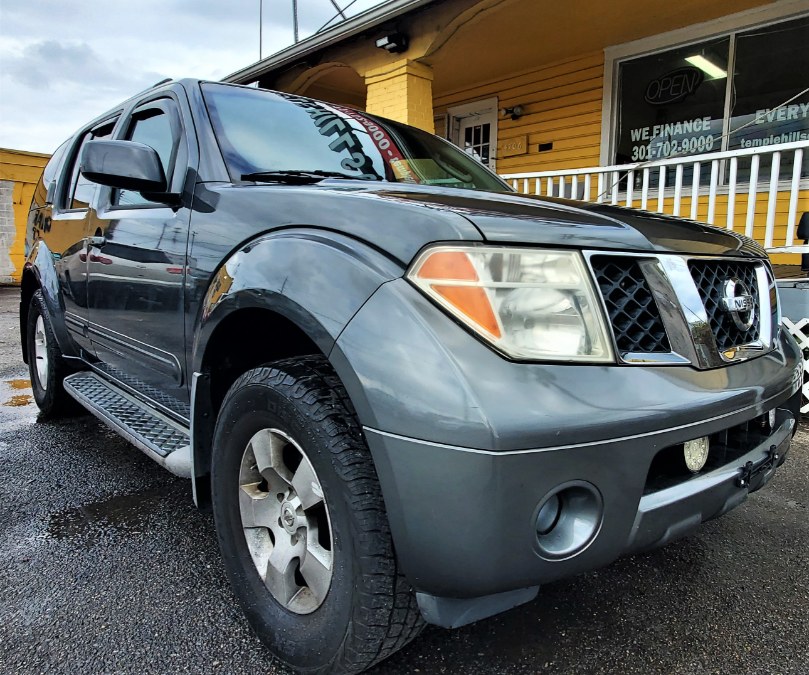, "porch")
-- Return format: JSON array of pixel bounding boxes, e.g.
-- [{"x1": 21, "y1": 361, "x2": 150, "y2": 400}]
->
[{"x1": 500, "y1": 140, "x2": 809, "y2": 256}]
